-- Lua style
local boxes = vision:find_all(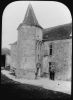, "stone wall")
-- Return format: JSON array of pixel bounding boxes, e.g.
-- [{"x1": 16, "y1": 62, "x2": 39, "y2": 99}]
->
[
  {"x1": 43, "y1": 39, "x2": 72, "y2": 81},
  {"x1": 15, "y1": 25, "x2": 43, "y2": 78},
  {"x1": 10, "y1": 45, "x2": 17, "y2": 70},
  {"x1": 10, "y1": 23, "x2": 72, "y2": 80}
]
